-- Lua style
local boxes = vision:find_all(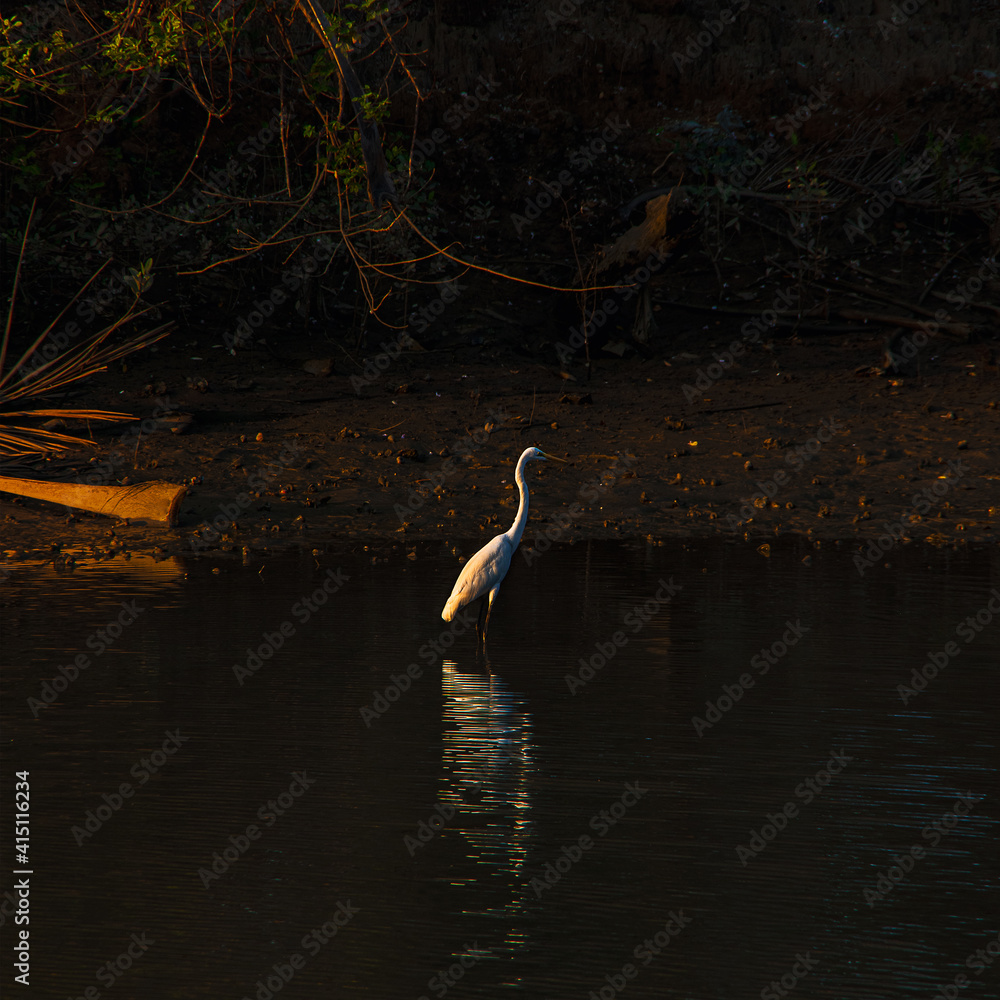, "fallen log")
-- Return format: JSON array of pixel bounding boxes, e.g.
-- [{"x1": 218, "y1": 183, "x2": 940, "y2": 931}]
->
[{"x1": 0, "y1": 476, "x2": 186, "y2": 526}]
